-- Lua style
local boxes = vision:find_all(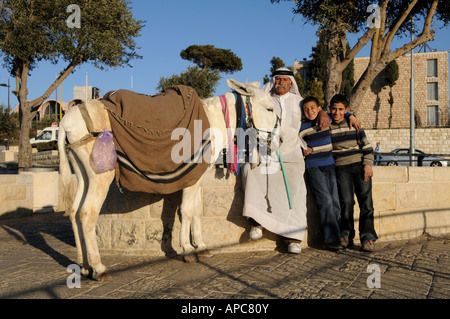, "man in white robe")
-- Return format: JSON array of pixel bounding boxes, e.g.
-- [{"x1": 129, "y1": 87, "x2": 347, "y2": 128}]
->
[{"x1": 241, "y1": 68, "x2": 328, "y2": 253}]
